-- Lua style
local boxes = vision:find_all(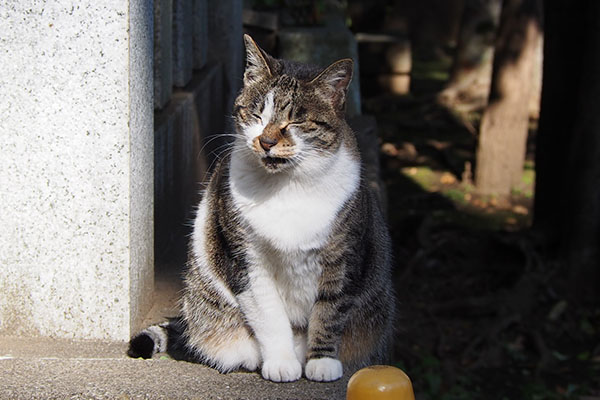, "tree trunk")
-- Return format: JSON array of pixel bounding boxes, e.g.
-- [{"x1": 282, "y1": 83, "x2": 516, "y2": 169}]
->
[
  {"x1": 438, "y1": 0, "x2": 502, "y2": 106},
  {"x1": 474, "y1": 0, "x2": 541, "y2": 196},
  {"x1": 533, "y1": 1, "x2": 600, "y2": 304}
]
